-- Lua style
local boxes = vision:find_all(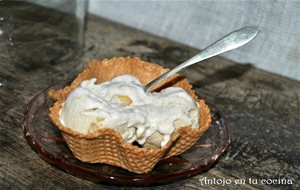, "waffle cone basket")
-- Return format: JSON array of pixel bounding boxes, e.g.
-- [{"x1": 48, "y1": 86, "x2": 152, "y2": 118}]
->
[{"x1": 48, "y1": 57, "x2": 211, "y2": 174}]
